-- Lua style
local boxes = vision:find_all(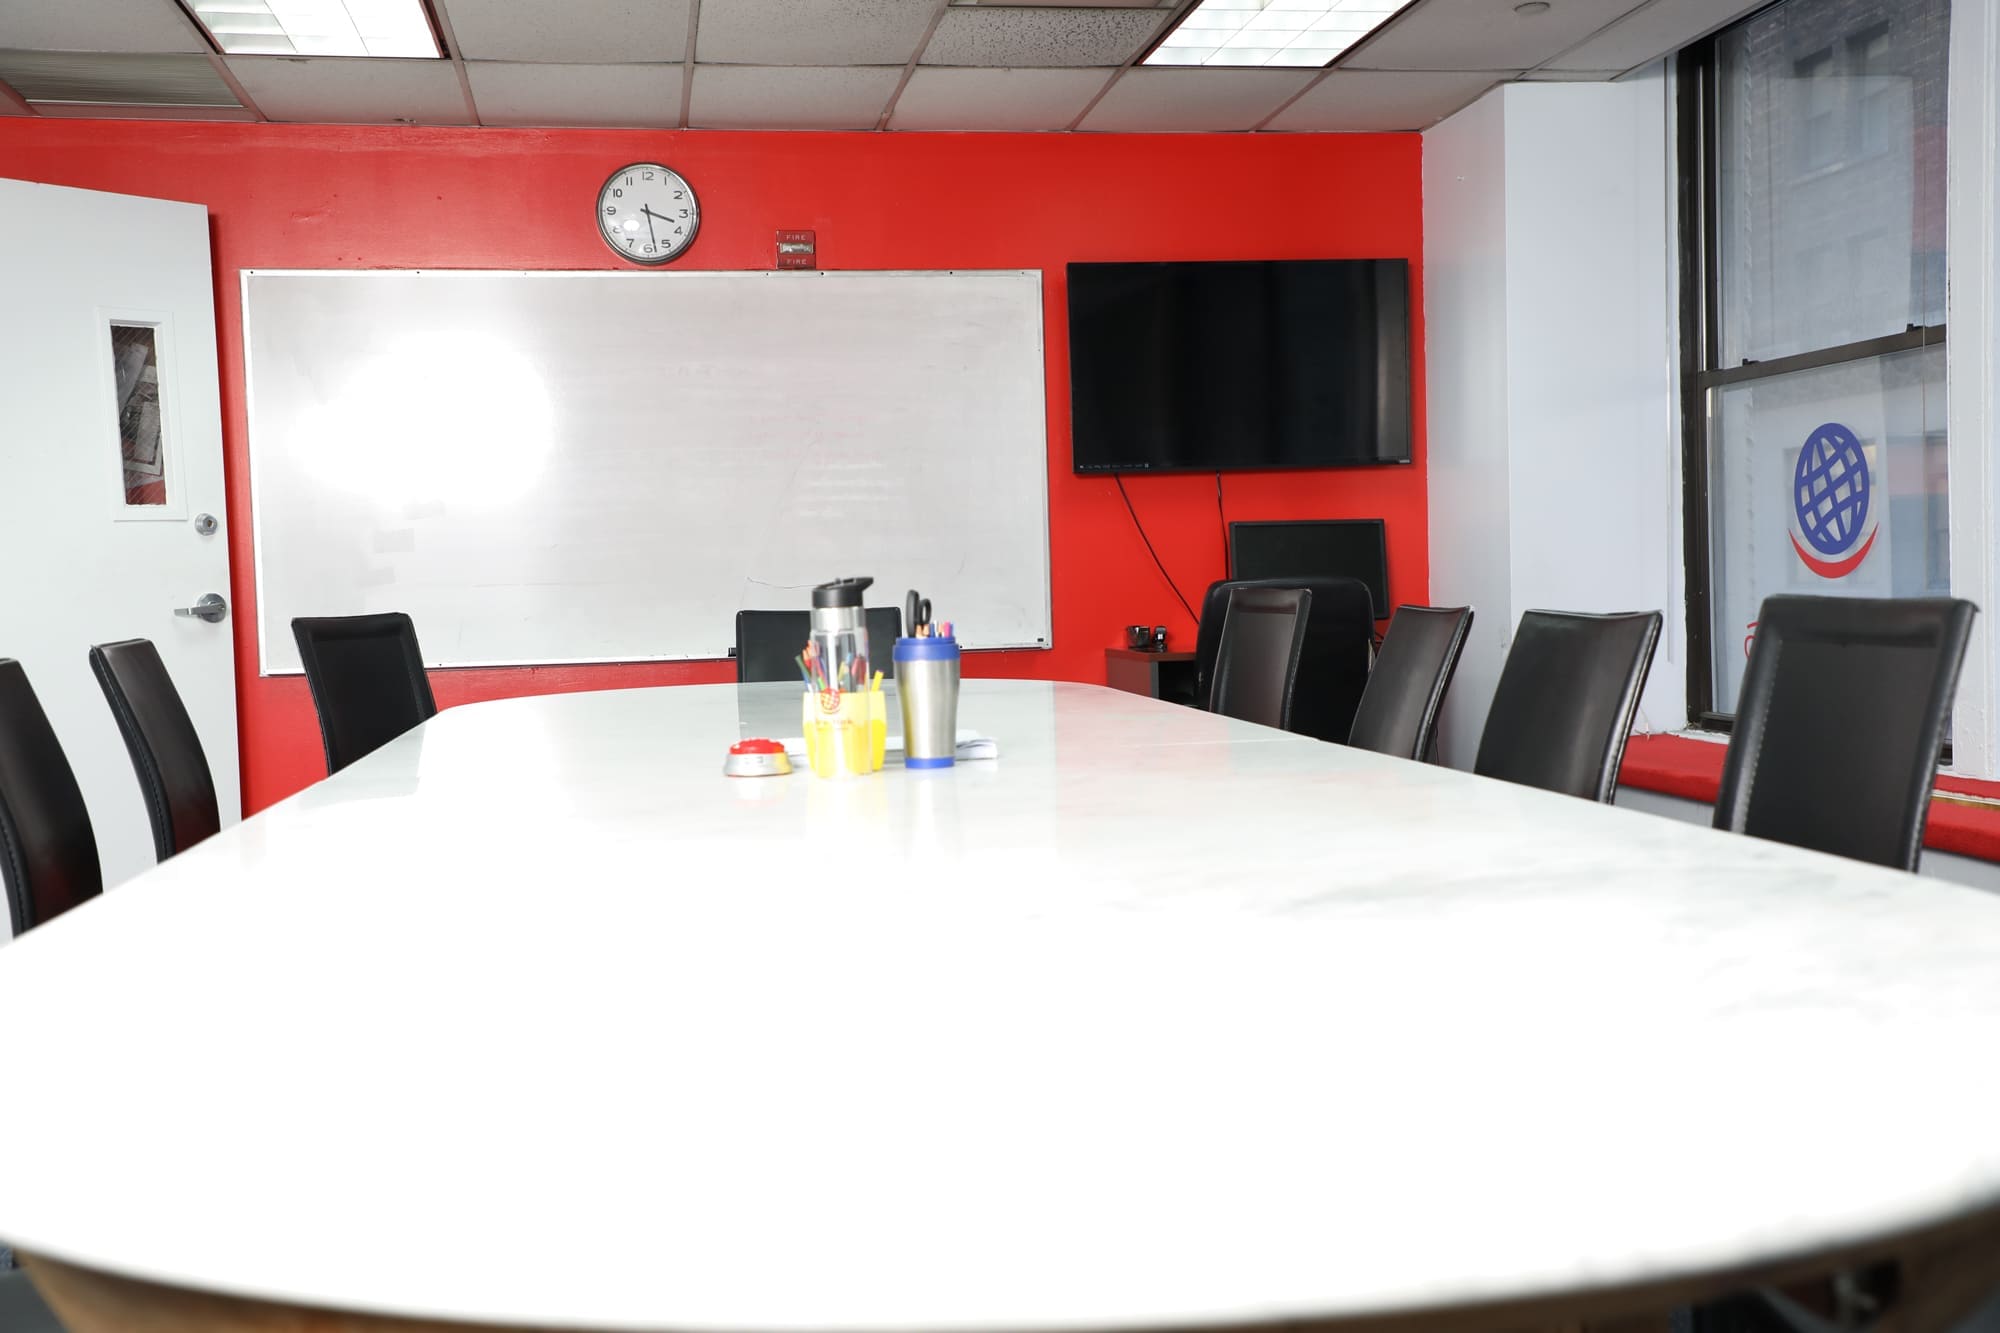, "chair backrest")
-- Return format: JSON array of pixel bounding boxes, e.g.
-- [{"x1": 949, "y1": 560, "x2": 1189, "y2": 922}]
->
[
  {"x1": 1474, "y1": 609, "x2": 1662, "y2": 802},
  {"x1": 1715, "y1": 595, "x2": 1977, "y2": 871},
  {"x1": 734, "y1": 608, "x2": 904, "y2": 684},
  {"x1": 1194, "y1": 576, "x2": 1374, "y2": 742},
  {"x1": 0, "y1": 659, "x2": 102, "y2": 935},
  {"x1": 1208, "y1": 586, "x2": 1313, "y2": 730},
  {"x1": 291, "y1": 613, "x2": 438, "y2": 774},
  {"x1": 88, "y1": 639, "x2": 220, "y2": 863},
  {"x1": 1346, "y1": 605, "x2": 1474, "y2": 761}
]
